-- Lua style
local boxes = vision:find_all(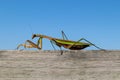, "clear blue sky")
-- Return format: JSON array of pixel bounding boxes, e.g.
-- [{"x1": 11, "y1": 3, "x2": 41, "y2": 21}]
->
[{"x1": 0, "y1": 0, "x2": 120, "y2": 50}]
